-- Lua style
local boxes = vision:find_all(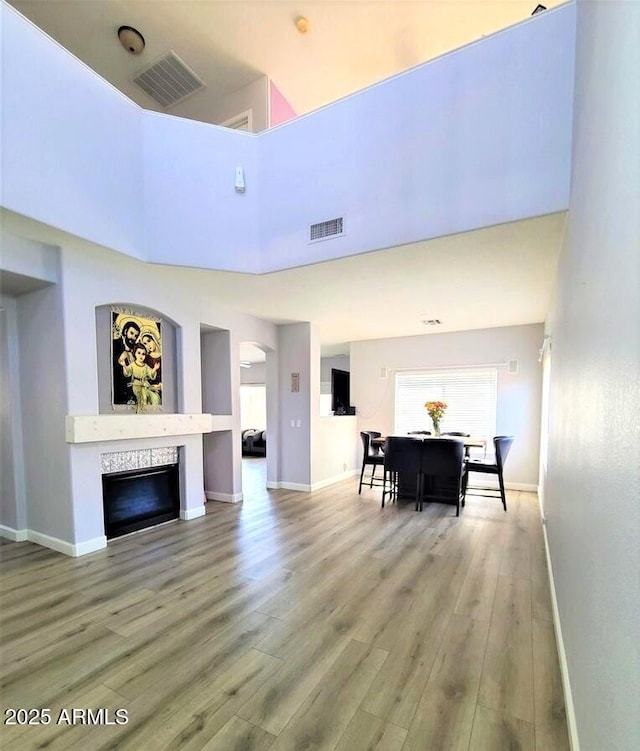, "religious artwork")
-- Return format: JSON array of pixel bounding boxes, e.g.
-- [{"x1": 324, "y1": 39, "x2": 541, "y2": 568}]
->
[{"x1": 111, "y1": 309, "x2": 163, "y2": 412}]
